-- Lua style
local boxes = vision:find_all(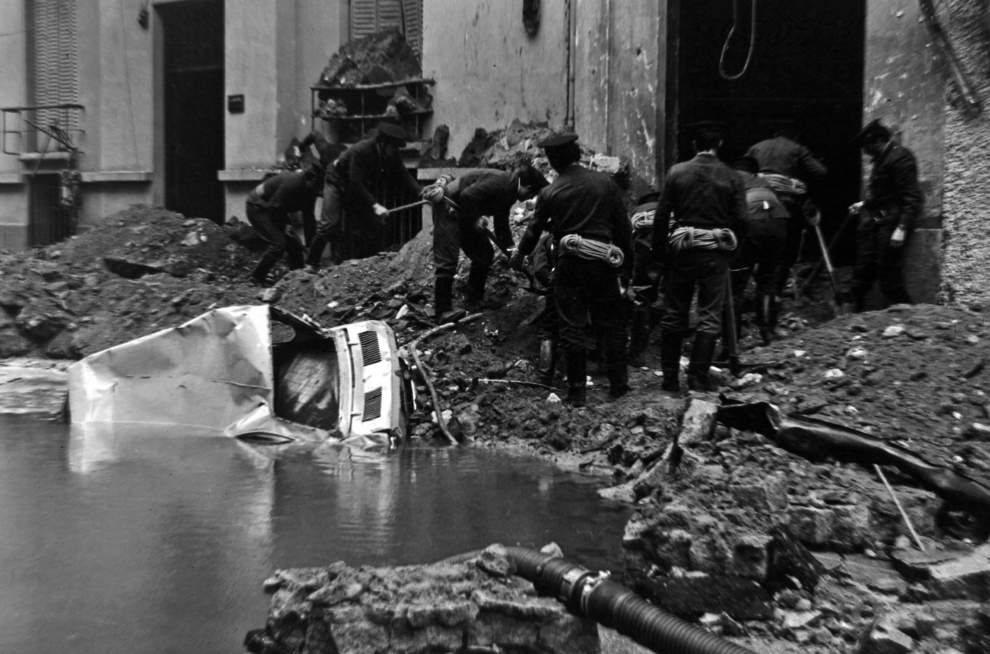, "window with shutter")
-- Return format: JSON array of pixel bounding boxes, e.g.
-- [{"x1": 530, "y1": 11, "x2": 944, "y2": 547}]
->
[
  {"x1": 30, "y1": 0, "x2": 79, "y2": 141},
  {"x1": 350, "y1": 0, "x2": 422, "y2": 55}
]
